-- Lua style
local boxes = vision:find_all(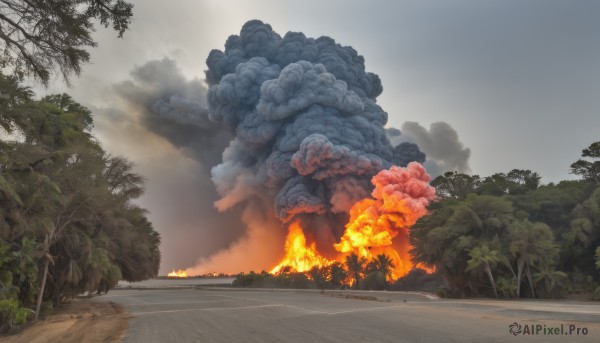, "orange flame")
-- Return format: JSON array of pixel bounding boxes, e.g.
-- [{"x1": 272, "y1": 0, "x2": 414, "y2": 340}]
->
[
  {"x1": 270, "y1": 162, "x2": 436, "y2": 281},
  {"x1": 270, "y1": 221, "x2": 333, "y2": 274},
  {"x1": 167, "y1": 269, "x2": 189, "y2": 278},
  {"x1": 335, "y1": 163, "x2": 435, "y2": 279}
]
